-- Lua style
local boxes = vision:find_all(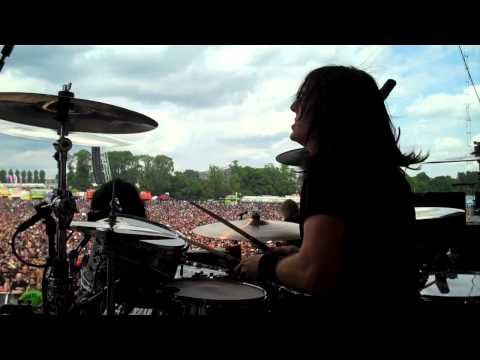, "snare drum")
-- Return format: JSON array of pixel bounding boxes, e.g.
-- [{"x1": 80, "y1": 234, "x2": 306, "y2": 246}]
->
[
  {"x1": 164, "y1": 278, "x2": 267, "y2": 316},
  {"x1": 421, "y1": 272, "x2": 480, "y2": 304}
]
